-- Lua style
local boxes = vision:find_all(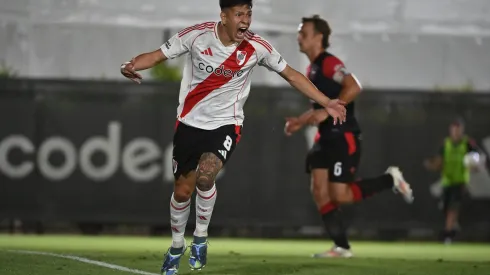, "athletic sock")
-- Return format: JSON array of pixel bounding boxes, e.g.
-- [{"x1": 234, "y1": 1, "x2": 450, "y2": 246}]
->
[
  {"x1": 193, "y1": 184, "x2": 217, "y2": 240},
  {"x1": 320, "y1": 202, "x2": 350, "y2": 250},
  {"x1": 349, "y1": 174, "x2": 394, "y2": 201},
  {"x1": 169, "y1": 193, "x2": 191, "y2": 250},
  {"x1": 443, "y1": 229, "x2": 456, "y2": 239}
]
